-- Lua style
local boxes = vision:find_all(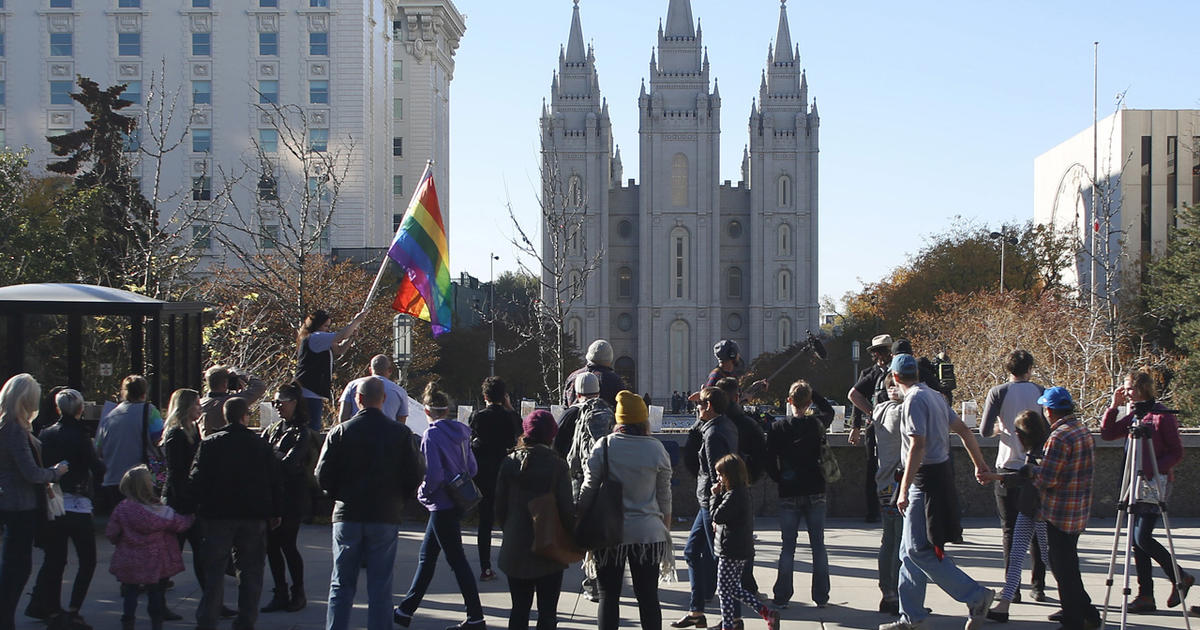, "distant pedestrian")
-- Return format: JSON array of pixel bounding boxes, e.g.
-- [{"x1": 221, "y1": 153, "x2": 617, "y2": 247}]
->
[
  {"x1": 317, "y1": 377, "x2": 422, "y2": 630},
  {"x1": 198, "y1": 366, "x2": 266, "y2": 439},
  {"x1": 394, "y1": 383, "x2": 487, "y2": 630},
  {"x1": 106, "y1": 465, "x2": 194, "y2": 630},
  {"x1": 296, "y1": 309, "x2": 367, "y2": 432},
  {"x1": 468, "y1": 376, "x2": 521, "y2": 582},
  {"x1": 160, "y1": 388, "x2": 203, "y2": 582},
  {"x1": 495, "y1": 410, "x2": 574, "y2": 630},
  {"x1": 870, "y1": 374, "x2": 905, "y2": 615},
  {"x1": 96, "y1": 375, "x2": 163, "y2": 511},
  {"x1": 337, "y1": 354, "x2": 409, "y2": 423},
  {"x1": 712, "y1": 454, "x2": 780, "y2": 630},
  {"x1": 562, "y1": 340, "x2": 626, "y2": 407}
]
